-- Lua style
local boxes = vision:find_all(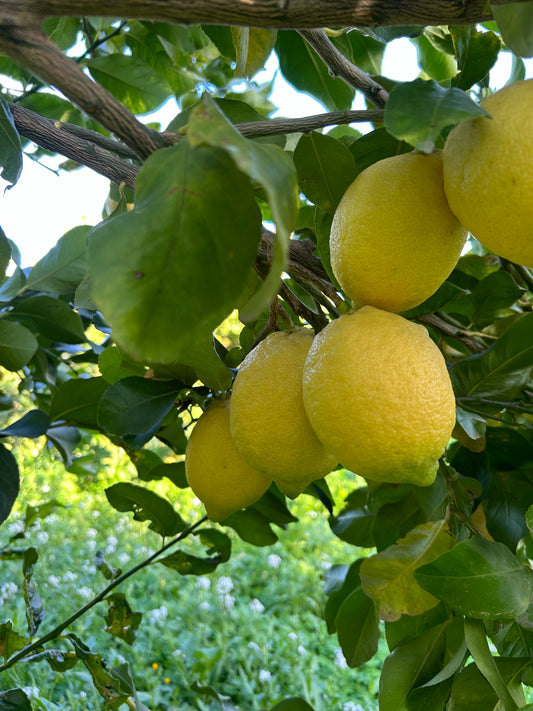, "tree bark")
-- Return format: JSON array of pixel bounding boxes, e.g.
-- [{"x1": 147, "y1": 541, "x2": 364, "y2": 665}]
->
[{"x1": 0, "y1": 0, "x2": 529, "y2": 29}]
